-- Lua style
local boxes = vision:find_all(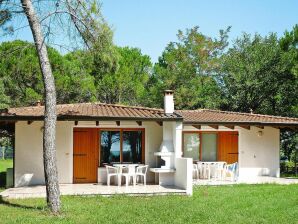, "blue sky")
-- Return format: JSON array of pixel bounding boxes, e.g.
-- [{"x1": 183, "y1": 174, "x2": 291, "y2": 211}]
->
[{"x1": 2, "y1": 0, "x2": 298, "y2": 62}]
